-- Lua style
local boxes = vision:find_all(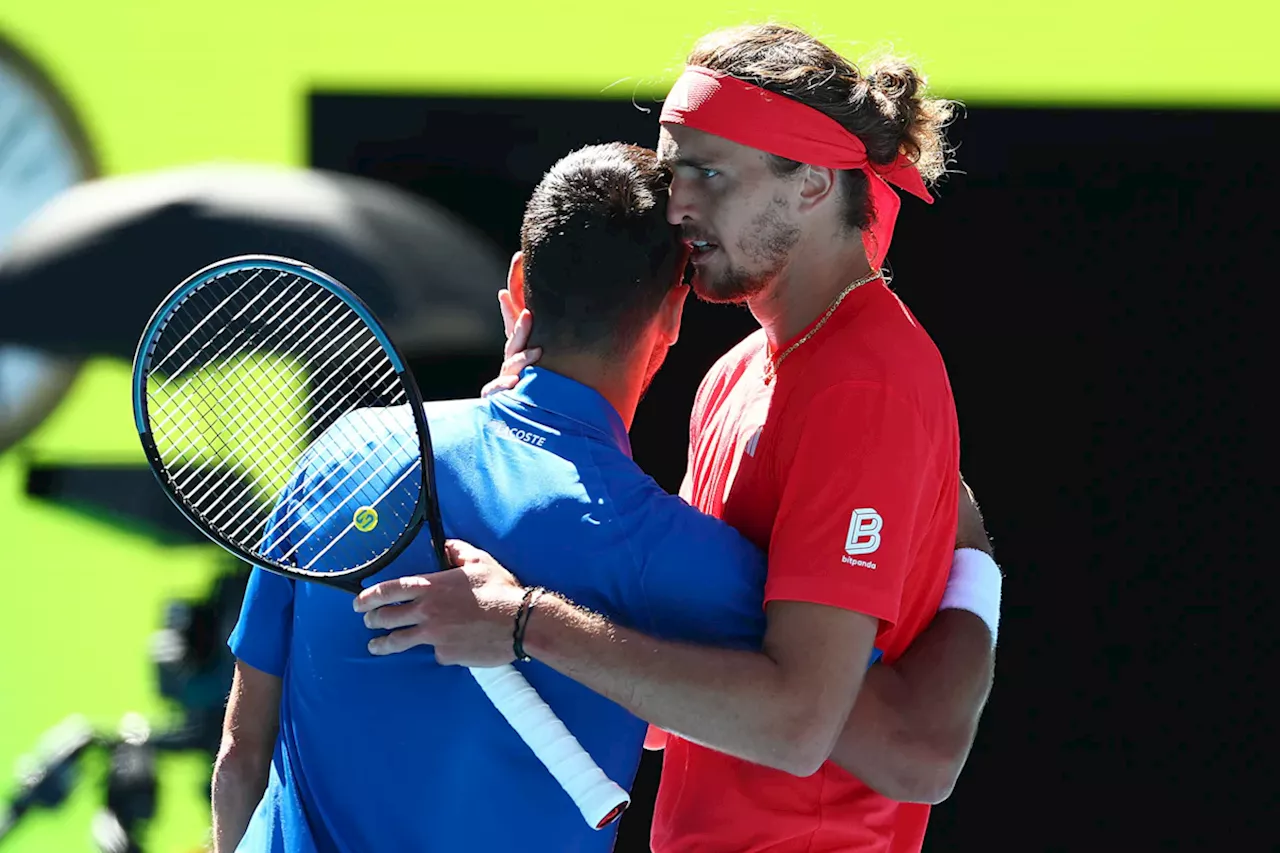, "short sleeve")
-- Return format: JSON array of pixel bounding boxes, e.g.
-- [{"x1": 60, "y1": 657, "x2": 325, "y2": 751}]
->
[
  {"x1": 228, "y1": 567, "x2": 295, "y2": 677},
  {"x1": 764, "y1": 381, "x2": 931, "y2": 628},
  {"x1": 227, "y1": 471, "x2": 302, "y2": 676}
]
